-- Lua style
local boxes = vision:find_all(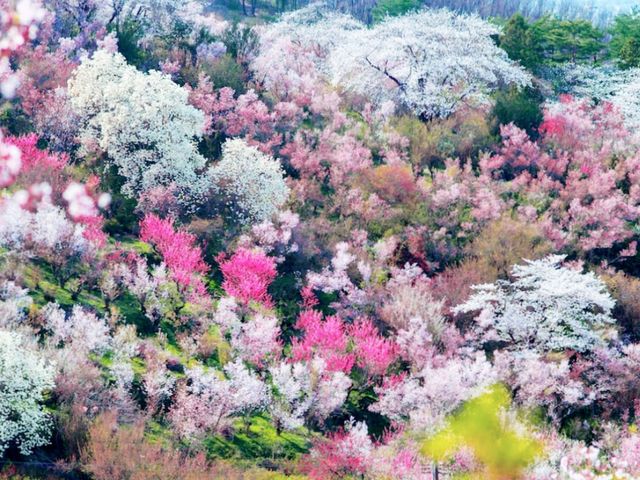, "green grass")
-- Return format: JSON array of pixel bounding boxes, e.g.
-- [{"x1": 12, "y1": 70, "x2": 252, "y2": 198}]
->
[{"x1": 205, "y1": 415, "x2": 311, "y2": 461}]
